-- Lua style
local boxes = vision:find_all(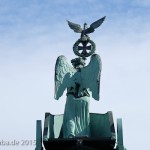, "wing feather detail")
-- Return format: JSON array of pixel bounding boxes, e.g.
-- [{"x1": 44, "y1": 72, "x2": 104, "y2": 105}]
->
[
  {"x1": 67, "y1": 20, "x2": 83, "y2": 33},
  {"x1": 81, "y1": 54, "x2": 102, "y2": 100},
  {"x1": 85, "y1": 16, "x2": 106, "y2": 34},
  {"x1": 54, "y1": 55, "x2": 76, "y2": 100}
]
